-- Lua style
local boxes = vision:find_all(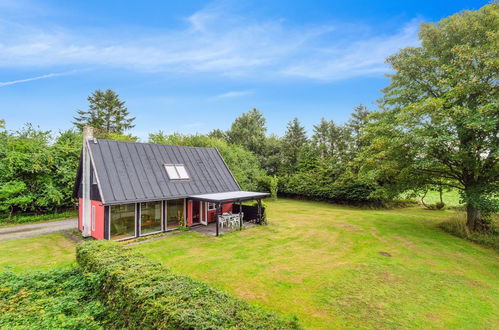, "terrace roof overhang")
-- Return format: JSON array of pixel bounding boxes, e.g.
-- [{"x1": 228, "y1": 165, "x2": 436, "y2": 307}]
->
[{"x1": 187, "y1": 191, "x2": 270, "y2": 204}]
